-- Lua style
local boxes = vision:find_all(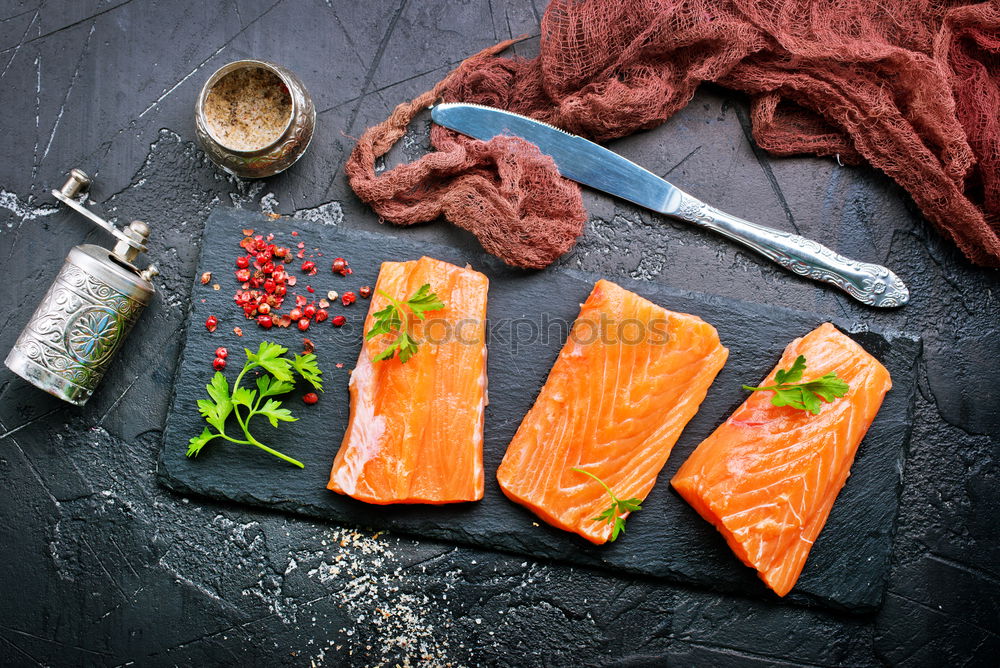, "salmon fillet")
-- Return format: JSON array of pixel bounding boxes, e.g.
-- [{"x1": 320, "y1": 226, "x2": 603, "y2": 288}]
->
[
  {"x1": 496, "y1": 279, "x2": 729, "y2": 544},
  {"x1": 327, "y1": 256, "x2": 488, "y2": 504},
  {"x1": 671, "y1": 323, "x2": 892, "y2": 596}
]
